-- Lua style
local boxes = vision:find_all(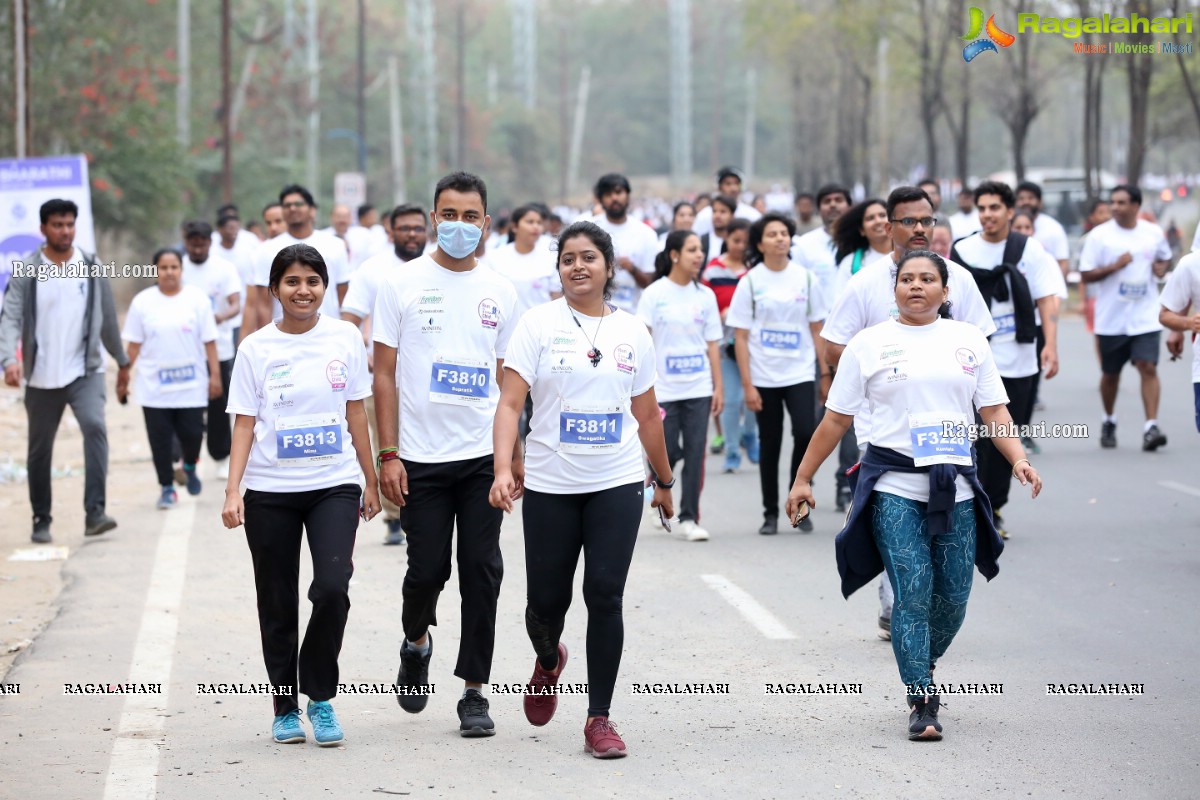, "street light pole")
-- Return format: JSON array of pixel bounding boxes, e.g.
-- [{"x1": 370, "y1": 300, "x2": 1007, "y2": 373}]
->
[
  {"x1": 357, "y1": 0, "x2": 366, "y2": 174},
  {"x1": 221, "y1": 0, "x2": 232, "y2": 202}
]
